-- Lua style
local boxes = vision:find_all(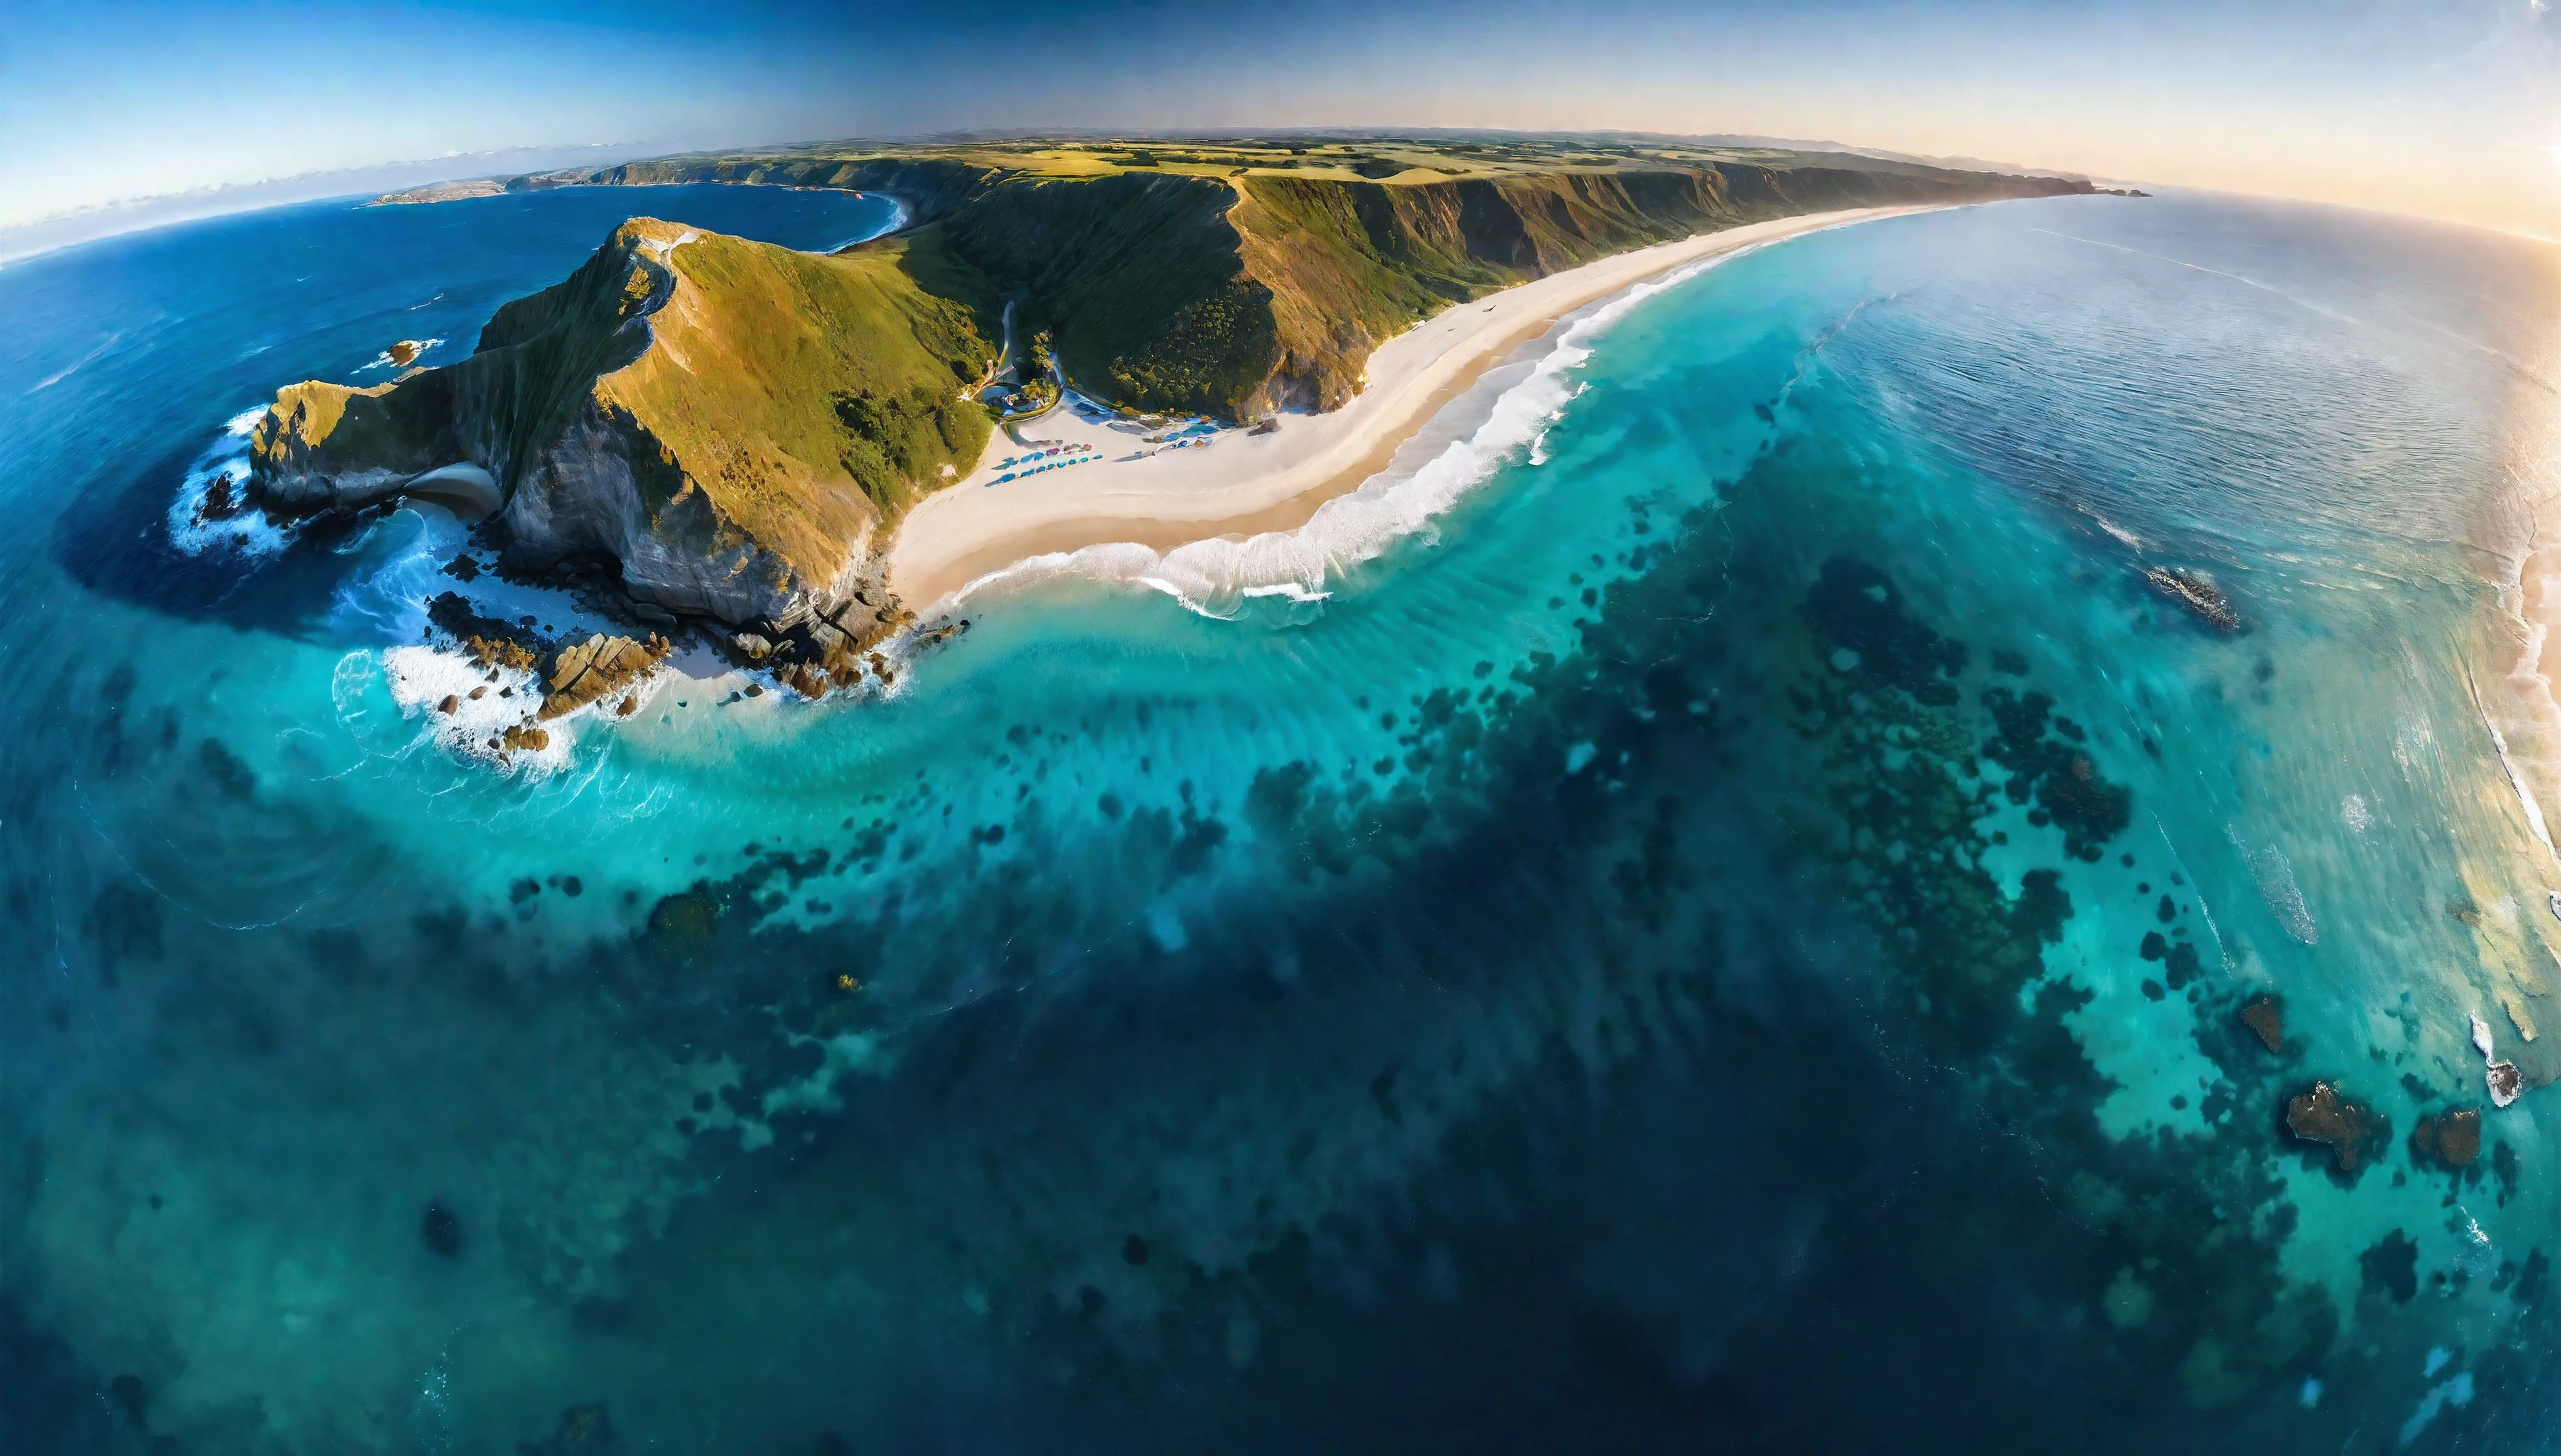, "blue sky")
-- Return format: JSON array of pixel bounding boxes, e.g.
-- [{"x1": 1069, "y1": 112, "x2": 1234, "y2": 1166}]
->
[{"x1": 4, "y1": 0, "x2": 2557, "y2": 237}]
